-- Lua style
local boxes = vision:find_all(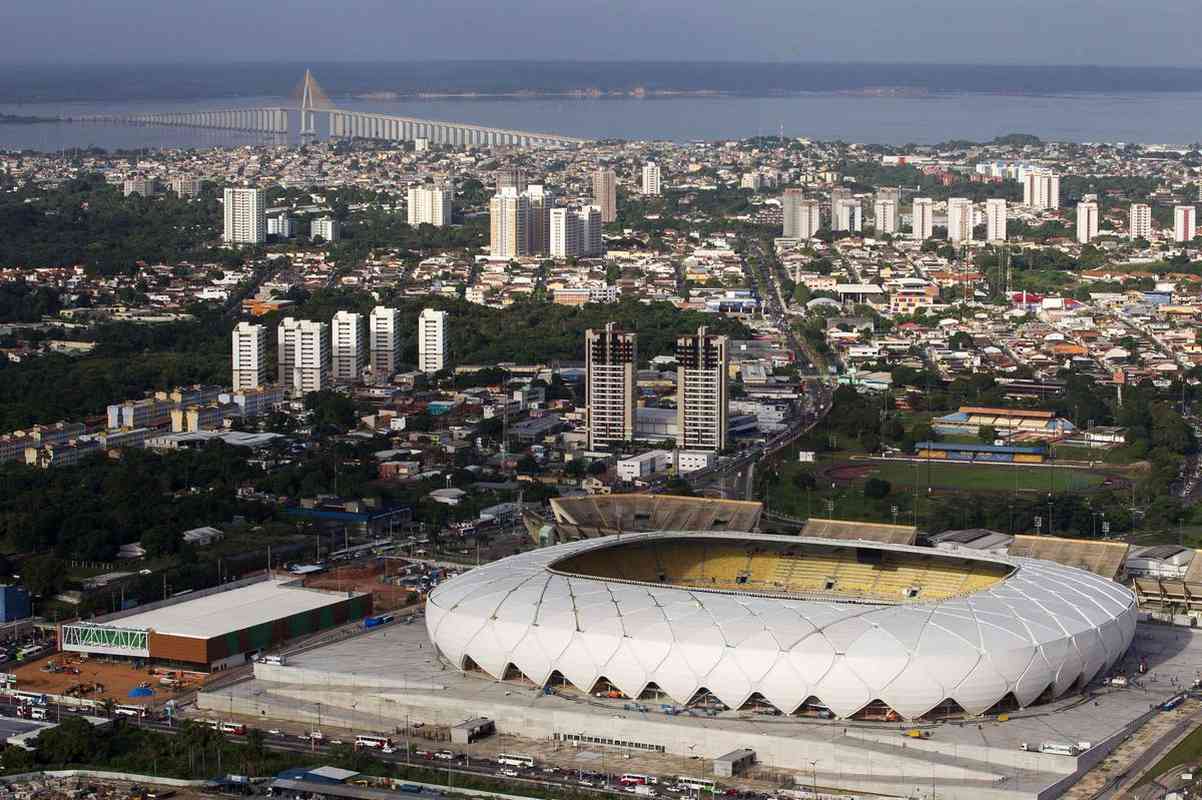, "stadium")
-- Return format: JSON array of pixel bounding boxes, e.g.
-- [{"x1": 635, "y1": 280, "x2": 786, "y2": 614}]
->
[{"x1": 426, "y1": 532, "x2": 1138, "y2": 719}]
